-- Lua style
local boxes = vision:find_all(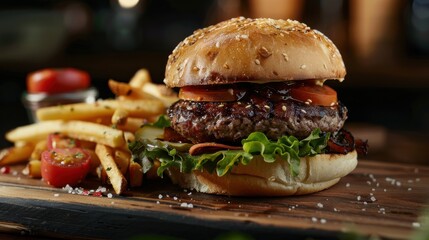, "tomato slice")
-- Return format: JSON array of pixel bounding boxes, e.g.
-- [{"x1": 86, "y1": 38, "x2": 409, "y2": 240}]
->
[
  {"x1": 179, "y1": 86, "x2": 246, "y2": 102},
  {"x1": 27, "y1": 68, "x2": 90, "y2": 94},
  {"x1": 47, "y1": 133, "x2": 80, "y2": 150},
  {"x1": 290, "y1": 84, "x2": 337, "y2": 106},
  {"x1": 41, "y1": 148, "x2": 90, "y2": 187}
]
